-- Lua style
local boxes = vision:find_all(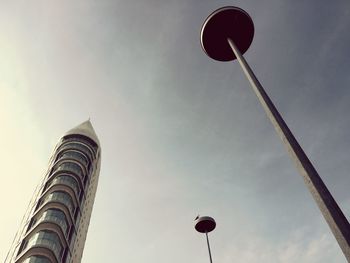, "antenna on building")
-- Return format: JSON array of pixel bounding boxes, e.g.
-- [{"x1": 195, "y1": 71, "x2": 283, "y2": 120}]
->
[{"x1": 195, "y1": 215, "x2": 216, "y2": 263}]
